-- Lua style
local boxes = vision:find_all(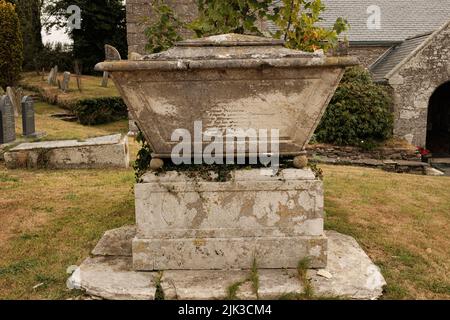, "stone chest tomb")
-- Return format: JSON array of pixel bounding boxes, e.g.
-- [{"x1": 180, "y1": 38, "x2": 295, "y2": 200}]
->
[
  {"x1": 69, "y1": 33, "x2": 386, "y2": 300},
  {"x1": 96, "y1": 34, "x2": 356, "y2": 159},
  {"x1": 94, "y1": 34, "x2": 357, "y2": 271}
]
